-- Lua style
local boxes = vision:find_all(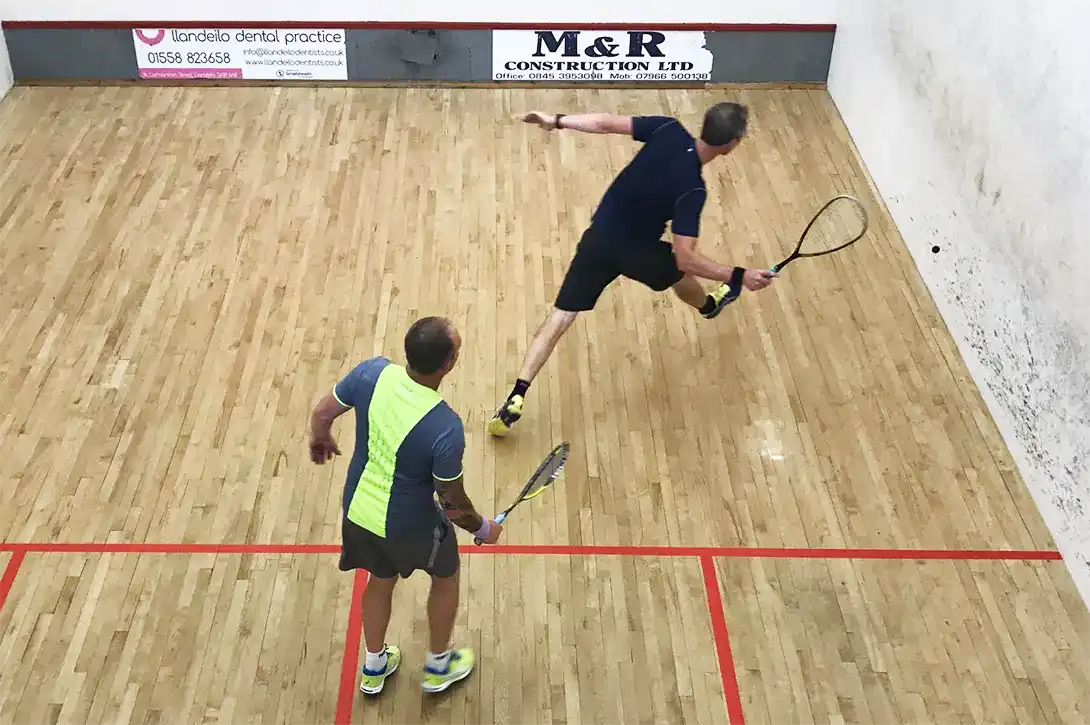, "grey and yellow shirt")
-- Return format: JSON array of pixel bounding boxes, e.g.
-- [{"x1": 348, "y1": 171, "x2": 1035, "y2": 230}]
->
[{"x1": 333, "y1": 356, "x2": 463, "y2": 538}]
